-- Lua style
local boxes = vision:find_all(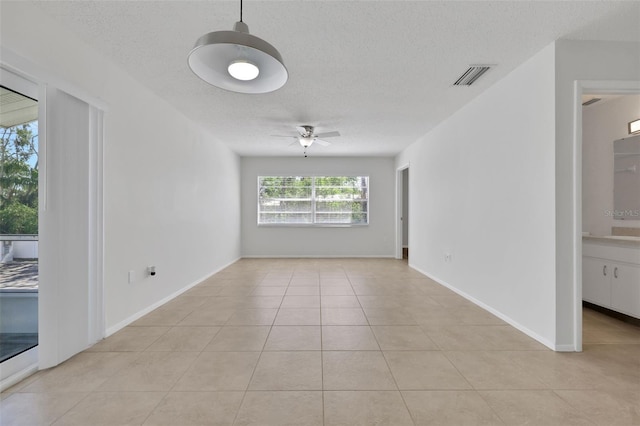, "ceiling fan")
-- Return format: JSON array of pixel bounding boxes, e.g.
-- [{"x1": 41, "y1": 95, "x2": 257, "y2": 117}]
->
[{"x1": 272, "y1": 125, "x2": 340, "y2": 156}]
